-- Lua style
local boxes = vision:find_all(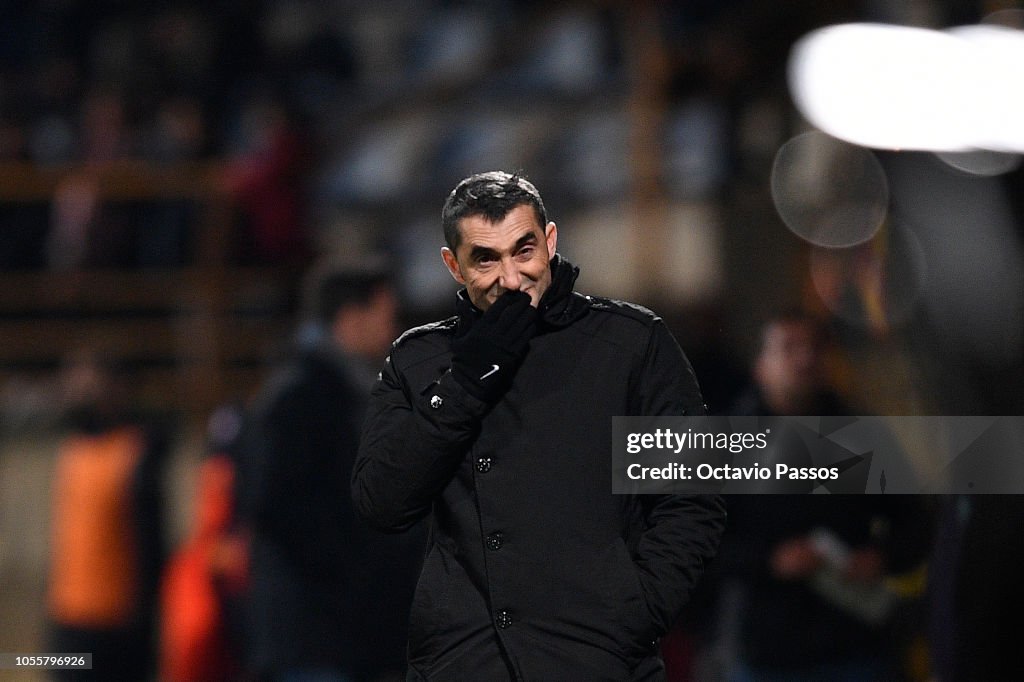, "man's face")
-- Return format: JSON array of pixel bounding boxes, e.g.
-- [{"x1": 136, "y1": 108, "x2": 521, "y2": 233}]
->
[
  {"x1": 754, "y1": 320, "x2": 827, "y2": 404},
  {"x1": 333, "y1": 285, "x2": 399, "y2": 361},
  {"x1": 441, "y1": 204, "x2": 557, "y2": 311}
]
